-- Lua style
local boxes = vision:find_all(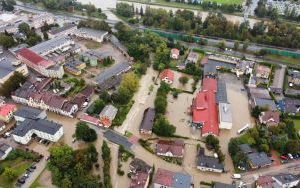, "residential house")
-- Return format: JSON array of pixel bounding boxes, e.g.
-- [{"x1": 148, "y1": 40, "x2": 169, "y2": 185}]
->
[
  {"x1": 249, "y1": 88, "x2": 276, "y2": 111},
  {"x1": 0, "y1": 103, "x2": 16, "y2": 122},
  {"x1": 218, "y1": 103, "x2": 232, "y2": 129},
  {"x1": 17, "y1": 48, "x2": 64, "y2": 78},
  {"x1": 196, "y1": 148, "x2": 224, "y2": 173},
  {"x1": 272, "y1": 173, "x2": 299, "y2": 188},
  {"x1": 12, "y1": 118, "x2": 63, "y2": 145},
  {"x1": 247, "y1": 152, "x2": 272, "y2": 169},
  {"x1": 156, "y1": 140, "x2": 185, "y2": 158},
  {"x1": 170, "y1": 48, "x2": 179, "y2": 59},
  {"x1": 284, "y1": 98, "x2": 300, "y2": 114},
  {"x1": 129, "y1": 158, "x2": 152, "y2": 188},
  {"x1": 139, "y1": 108, "x2": 155, "y2": 135},
  {"x1": 256, "y1": 175, "x2": 280, "y2": 188},
  {"x1": 186, "y1": 52, "x2": 199, "y2": 64},
  {"x1": 72, "y1": 28, "x2": 108, "y2": 43},
  {"x1": 48, "y1": 23, "x2": 77, "y2": 38},
  {"x1": 81, "y1": 50, "x2": 113, "y2": 66},
  {"x1": 160, "y1": 69, "x2": 174, "y2": 84},
  {"x1": 256, "y1": 65, "x2": 271, "y2": 79},
  {"x1": 99, "y1": 104, "x2": 118, "y2": 127},
  {"x1": 153, "y1": 168, "x2": 192, "y2": 188},
  {"x1": 14, "y1": 106, "x2": 46, "y2": 122},
  {"x1": 0, "y1": 143, "x2": 12, "y2": 160},
  {"x1": 259, "y1": 111, "x2": 280, "y2": 126},
  {"x1": 0, "y1": 58, "x2": 28, "y2": 84},
  {"x1": 288, "y1": 69, "x2": 300, "y2": 87},
  {"x1": 270, "y1": 66, "x2": 285, "y2": 94}
]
